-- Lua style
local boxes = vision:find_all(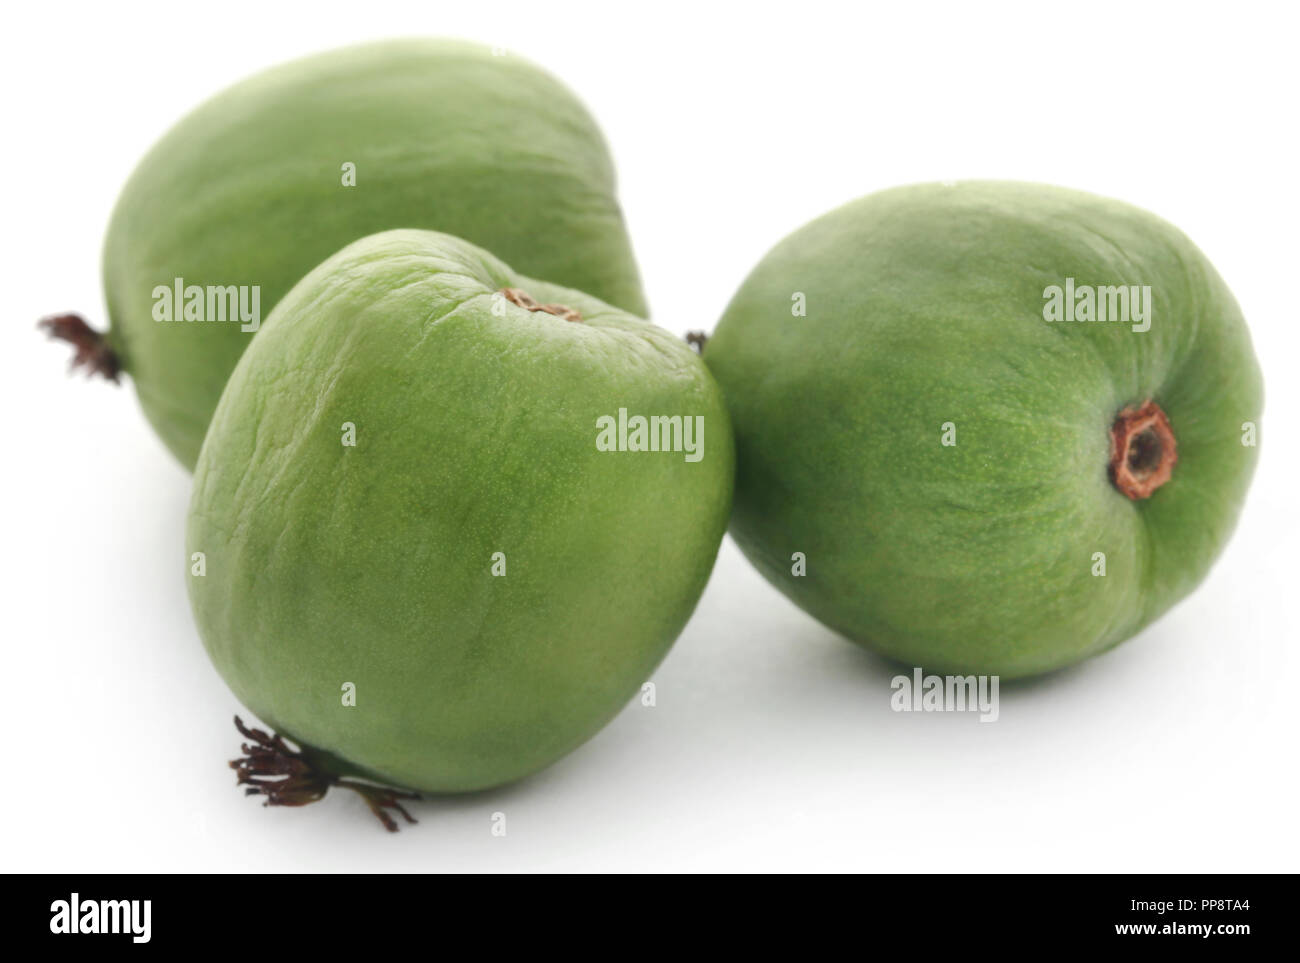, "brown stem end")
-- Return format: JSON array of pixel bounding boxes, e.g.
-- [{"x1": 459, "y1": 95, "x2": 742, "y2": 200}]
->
[
  {"x1": 230, "y1": 716, "x2": 418, "y2": 832},
  {"x1": 685, "y1": 331, "x2": 709, "y2": 353},
  {"x1": 1109, "y1": 399, "x2": 1177, "y2": 500},
  {"x1": 39, "y1": 313, "x2": 122, "y2": 382}
]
